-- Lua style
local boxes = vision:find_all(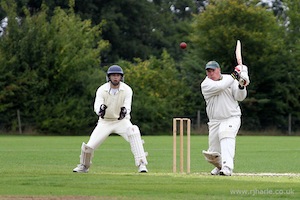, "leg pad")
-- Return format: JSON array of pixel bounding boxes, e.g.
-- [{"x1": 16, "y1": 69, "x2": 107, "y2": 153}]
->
[
  {"x1": 80, "y1": 142, "x2": 94, "y2": 168},
  {"x1": 202, "y1": 150, "x2": 221, "y2": 168},
  {"x1": 127, "y1": 125, "x2": 148, "y2": 166}
]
